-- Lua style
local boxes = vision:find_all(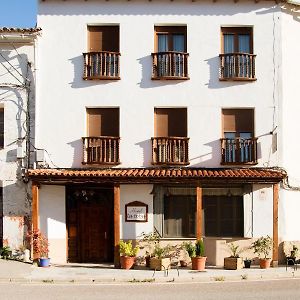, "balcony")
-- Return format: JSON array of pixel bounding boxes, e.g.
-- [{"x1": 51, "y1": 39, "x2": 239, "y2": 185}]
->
[
  {"x1": 152, "y1": 137, "x2": 189, "y2": 165},
  {"x1": 82, "y1": 136, "x2": 120, "y2": 165},
  {"x1": 219, "y1": 53, "x2": 256, "y2": 81},
  {"x1": 151, "y1": 52, "x2": 189, "y2": 80},
  {"x1": 83, "y1": 51, "x2": 120, "y2": 80},
  {"x1": 220, "y1": 138, "x2": 258, "y2": 165}
]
